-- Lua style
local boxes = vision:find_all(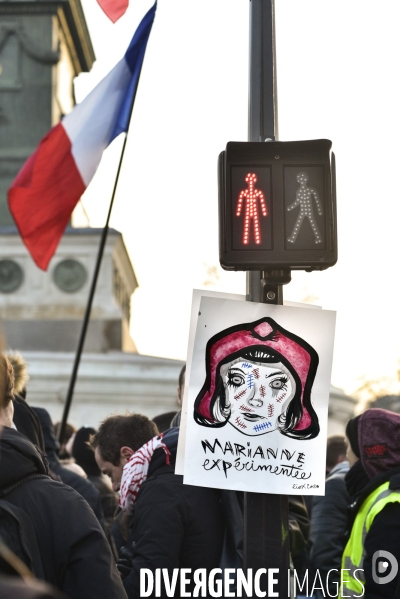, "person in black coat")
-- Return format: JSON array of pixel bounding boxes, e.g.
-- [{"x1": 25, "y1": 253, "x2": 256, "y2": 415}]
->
[
  {"x1": 32, "y1": 408, "x2": 105, "y2": 523},
  {"x1": 91, "y1": 413, "x2": 225, "y2": 599},
  {"x1": 125, "y1": 429, "x2": 224, "y2": 598},
  {"x1": 0, "y1": 427, "x2": 127, "y2": 599},
  {"x1": 0, "y1": 354, "x2": 127, "y2": 599}
]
